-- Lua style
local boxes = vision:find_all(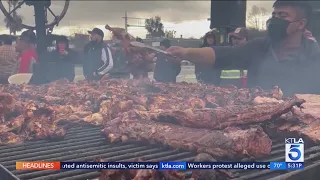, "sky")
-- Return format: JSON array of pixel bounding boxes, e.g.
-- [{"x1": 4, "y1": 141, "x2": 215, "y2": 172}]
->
[{"x1": 0, "y1": 1, "x2": 275, "y2": 39}]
